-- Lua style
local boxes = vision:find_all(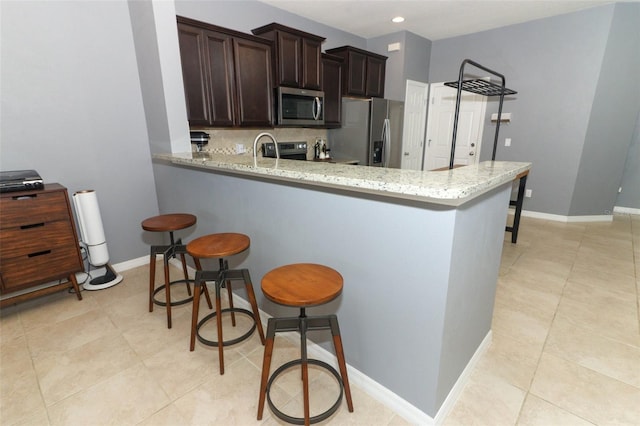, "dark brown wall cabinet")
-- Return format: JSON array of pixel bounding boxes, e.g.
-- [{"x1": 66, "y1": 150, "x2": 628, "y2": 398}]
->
[
  {"x1": 177, "y1": 16, "x2": 274, "y2": 127},
  {"x1": 321, "y1": 53, "x2": 343, "y2": 128},
  {"x1": 325, "y1": 46, "x2": 387, "y2": 98},
  {"x1": 252, "y1": 23, "x2": 325, "y2": 90},
  {"x1": 0, "y1": 184, "x2": 84, "y2": 307}
]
